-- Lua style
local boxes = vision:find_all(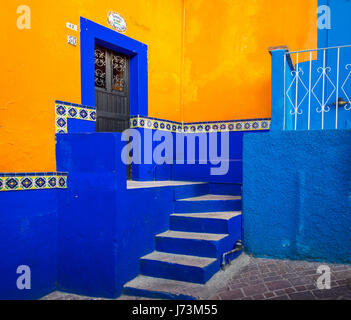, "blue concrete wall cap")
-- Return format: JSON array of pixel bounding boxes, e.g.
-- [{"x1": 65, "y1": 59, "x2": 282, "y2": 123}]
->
[{"x1": 268, "y1": 45, "x2": 290, "y2": 54}]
